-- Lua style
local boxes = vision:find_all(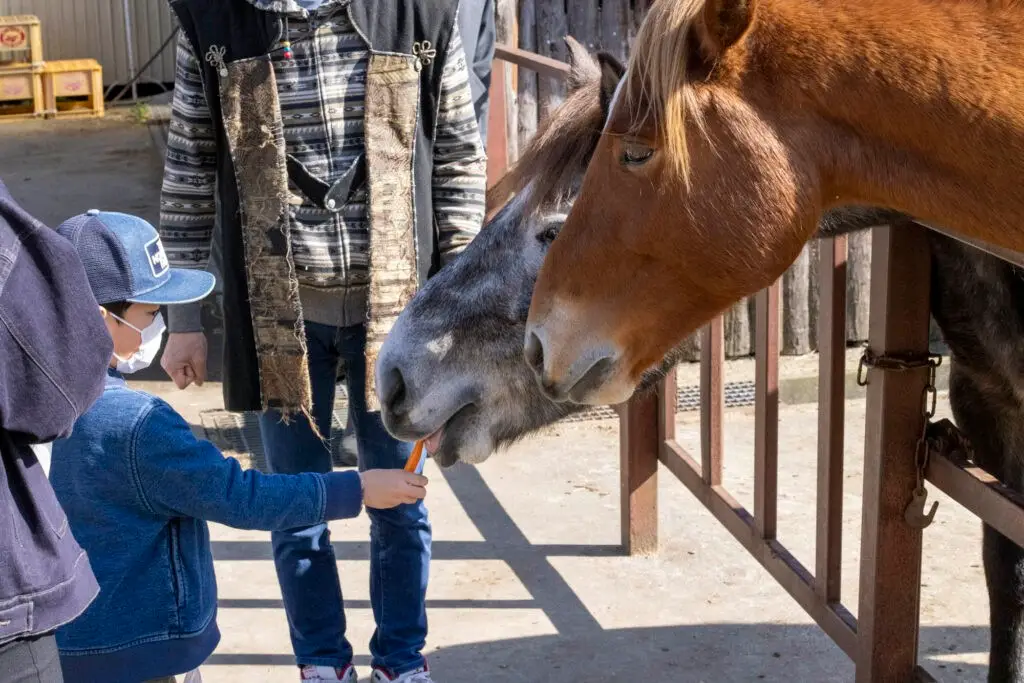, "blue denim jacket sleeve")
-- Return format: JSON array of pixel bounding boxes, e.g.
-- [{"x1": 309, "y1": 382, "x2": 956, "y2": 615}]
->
[{"x1": 131, "y1": 399, "x2": 363, "y2": 528}]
